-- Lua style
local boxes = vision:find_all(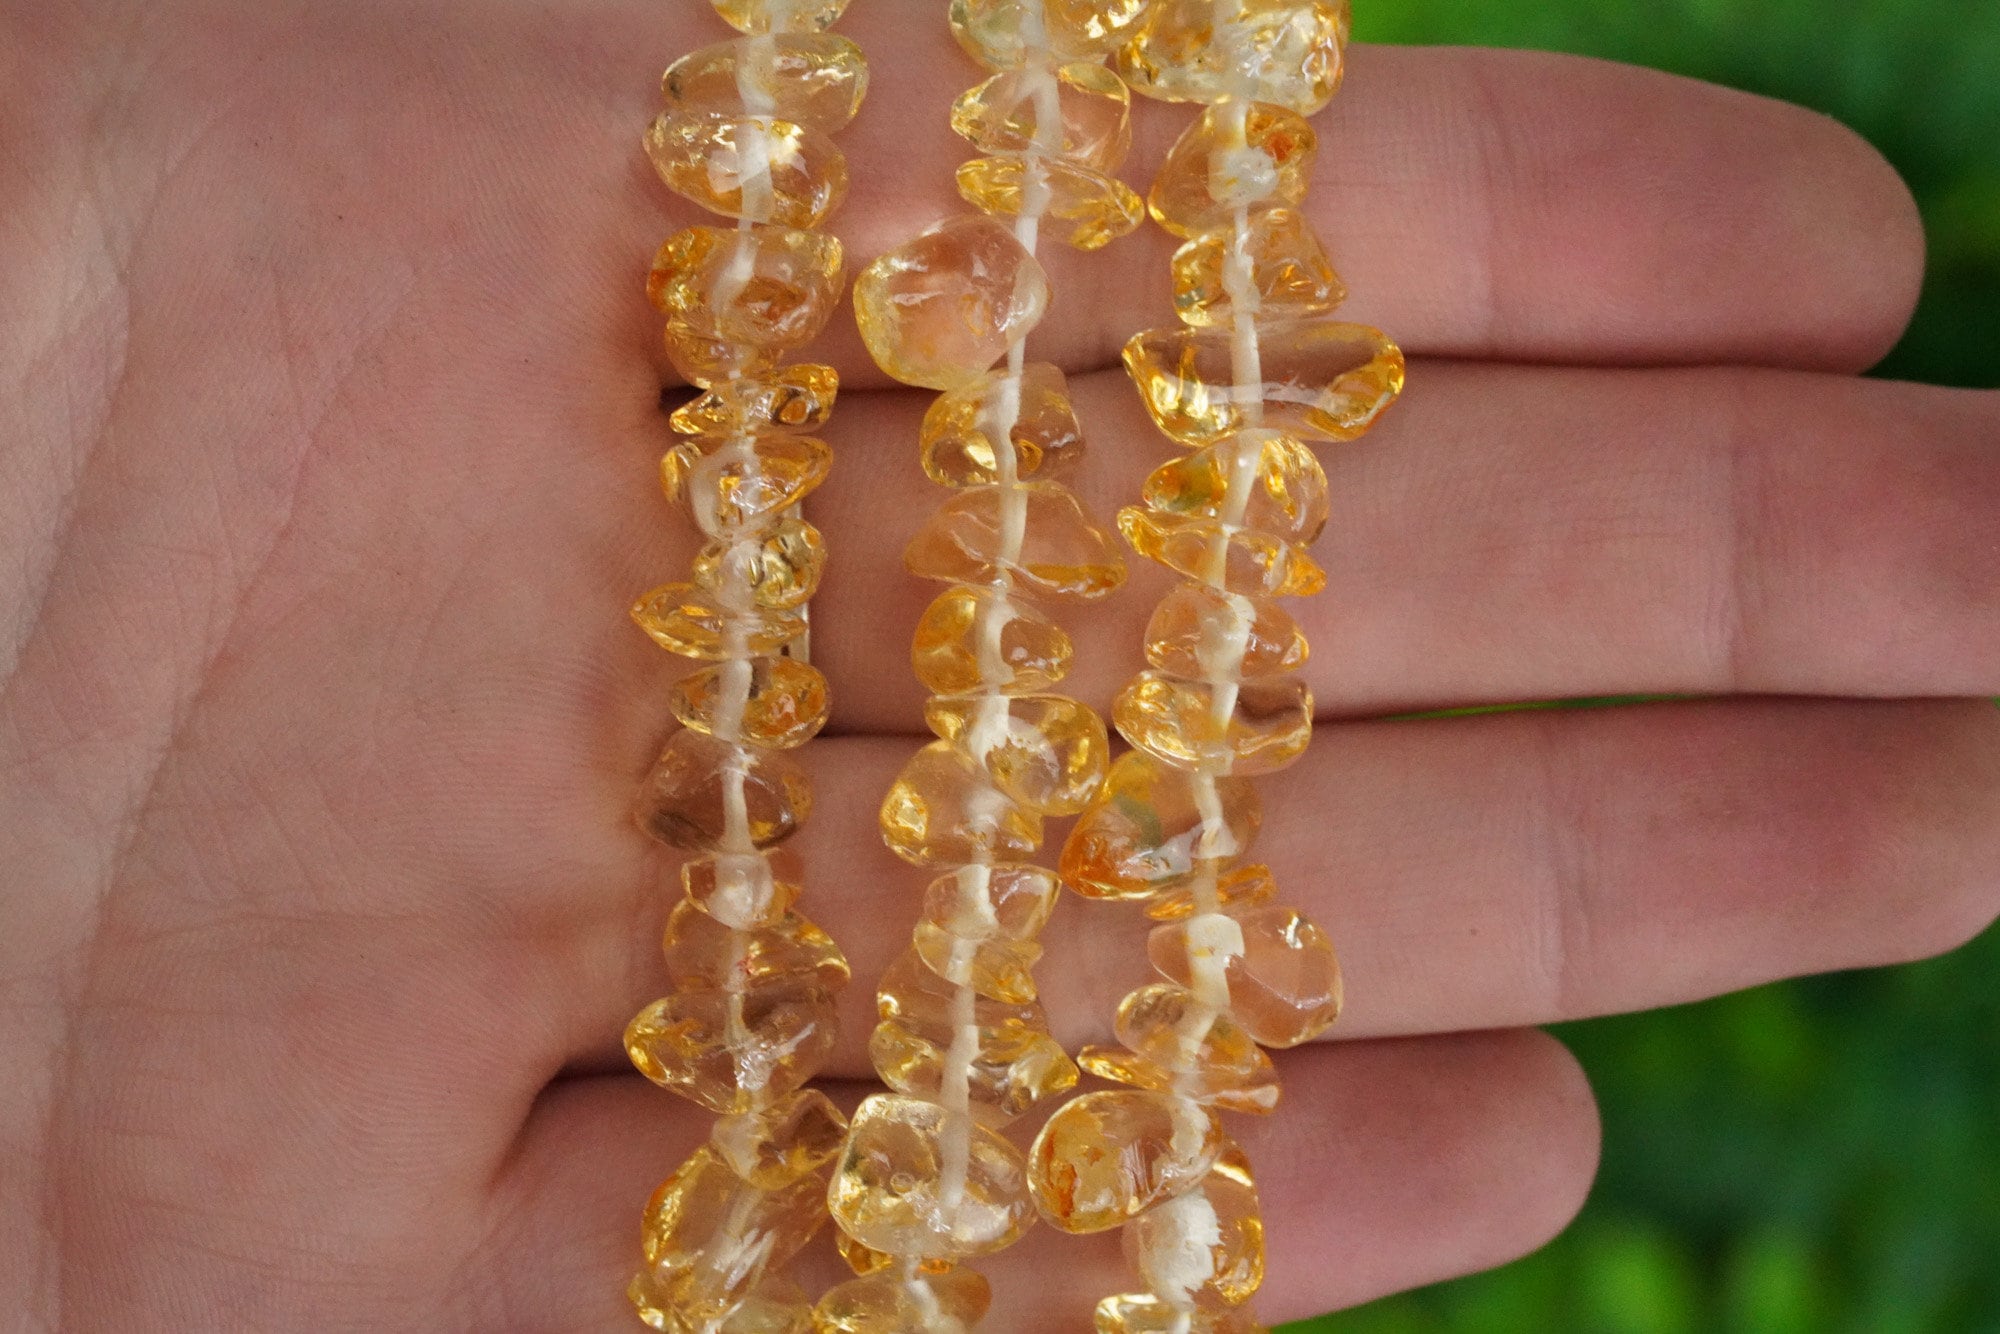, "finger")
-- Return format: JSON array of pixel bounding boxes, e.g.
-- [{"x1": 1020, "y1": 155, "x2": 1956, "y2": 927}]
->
[{"x1": 482, "y1": 1030, "x2": 1598, "y2": 1331}]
